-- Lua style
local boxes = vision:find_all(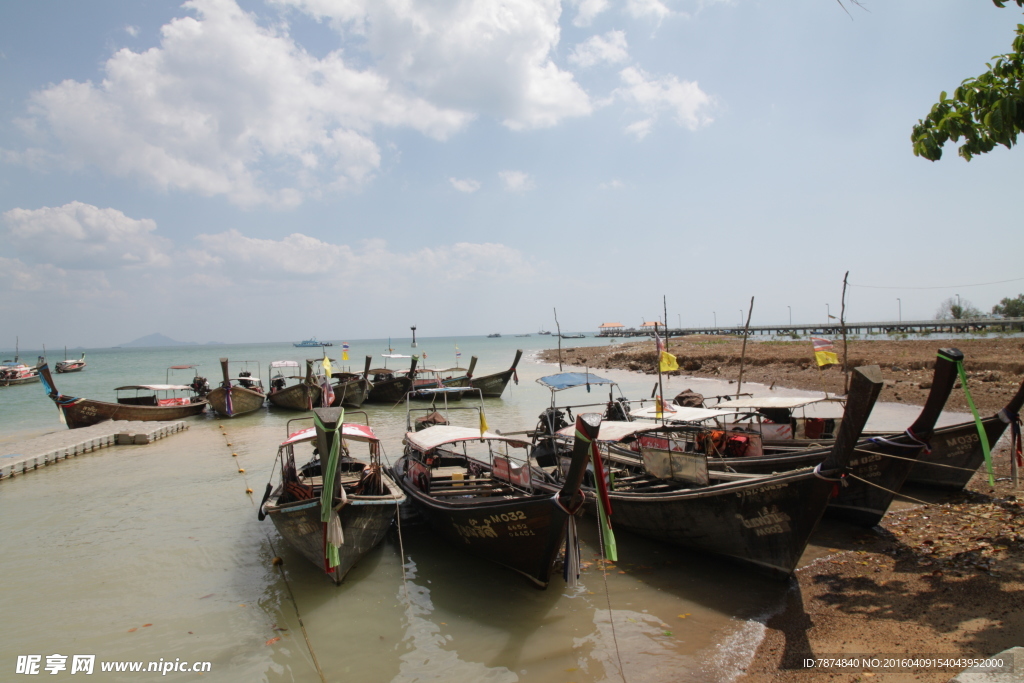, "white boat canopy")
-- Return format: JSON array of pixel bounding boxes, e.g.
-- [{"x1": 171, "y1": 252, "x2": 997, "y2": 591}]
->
[
  {"x1": 382, "y1": 354, "x2": 412, "y2": 359},
  {"x1": 709, "y1": 396, "x2": 826, "y2": 411},
  {"x1": 405, "y1": 426, "x2": 529, "y2": 451},
  {"x1": 282, "y1": 423, "x2": 379, "y2": 446},
  {"x1": 629, "y1": 405, "x2": 735, "y2": 422},
  {"x1": 555, "y1": 421, "x2": 662, "y2": 443},
  {"x1": 270, "y1": 360, "x2": 300, "y2": 369},
  {"x1": 115, "y1": 384, "x2": 194, "y2": 392}
]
